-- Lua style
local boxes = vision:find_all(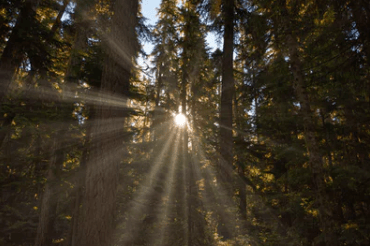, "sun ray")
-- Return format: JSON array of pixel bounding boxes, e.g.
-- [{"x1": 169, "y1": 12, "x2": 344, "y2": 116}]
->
[
  {"x1": 182, "y1": 139, "x2": 190, "y2": 244},
  {"x1": 152, "y1": 129, "x2": 181, "y2": 245},
  {"x1": 21, "y1": 82, "x2": 142, "y2": 111},
  {"x1": 192, "y1": 133, "x2": 291, "y2": 244},
  {"x1": 189, "y1": 134, "x2": 241, "y2": 238},
  {"x1": 117, "y1": 127, "x2": 179, "y2": 244}
]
